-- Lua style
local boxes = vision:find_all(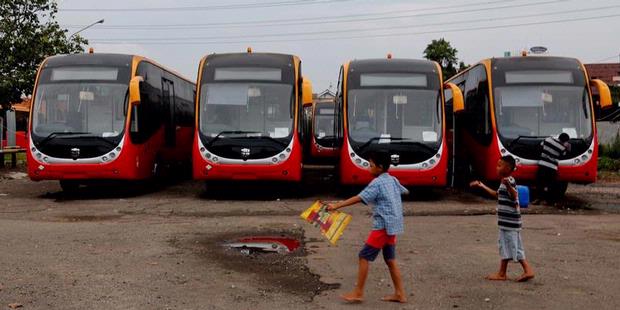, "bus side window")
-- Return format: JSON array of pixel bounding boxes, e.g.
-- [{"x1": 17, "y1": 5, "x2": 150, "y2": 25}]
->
[
  {"x1": 131, "y1": 62, "x2": 163, "y2": 144},
  {"x1": 464, "y1": 65, "x2": 492, "y2": 145}
]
